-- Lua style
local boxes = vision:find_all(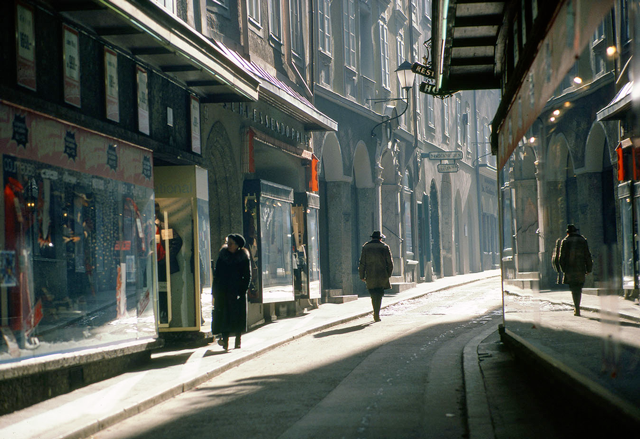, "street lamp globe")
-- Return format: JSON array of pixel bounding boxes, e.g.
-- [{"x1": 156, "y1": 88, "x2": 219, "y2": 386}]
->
[{"x1": 395, "y1": 60, "x2": 416, "y2": 91}]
